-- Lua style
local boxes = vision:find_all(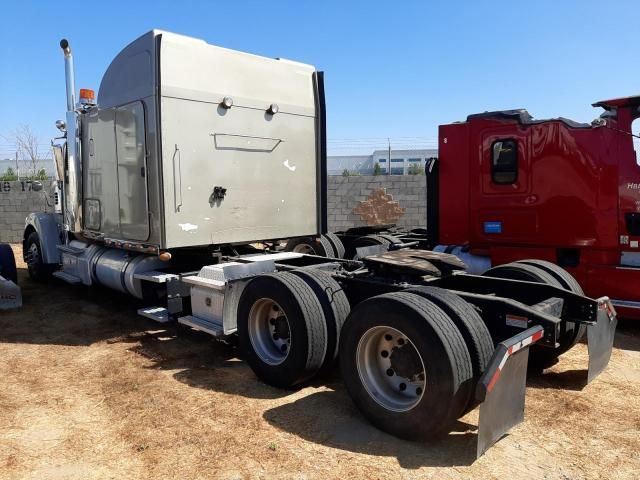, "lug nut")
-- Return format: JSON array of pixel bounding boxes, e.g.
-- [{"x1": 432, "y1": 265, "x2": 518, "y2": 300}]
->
[
  {"x1": 399, "y1": 383, "x2": 407, "y2": 391},
  {"x1": 386, "y1": 368, "x2": 394, "y2": 377},
  {"x1": 381, "y1": 350, "x2": 389, "y2": 358},
  {"x1": 416, "y1": 387, "x2": 423, "y2": 396},
  {"x1": 273, "y1": 305, "x2": 280, "y2": 312},
  {"x1": 397, "y1": 338, "x2": 405, "y2": 346},
  {"x1": 272, "y1": 333, "x2": 279, "y2": 340},
  {"x1": 280, "y1": 344, "x2": 288, "y2": 353},
  {"x1": 384, "y1": 334, "x2": 393, "y2": 341}
]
